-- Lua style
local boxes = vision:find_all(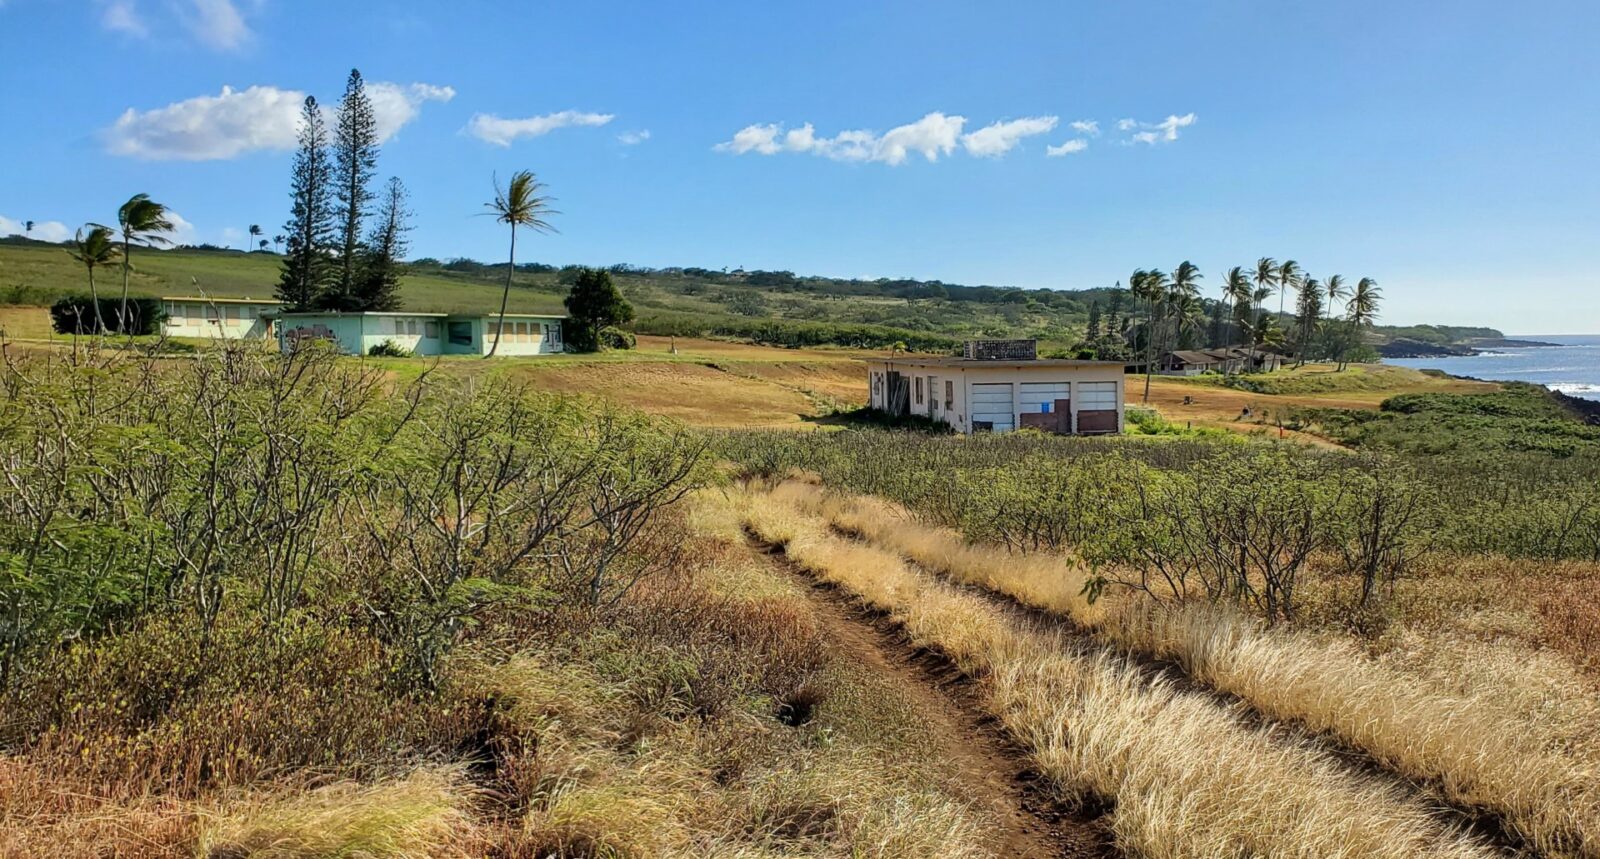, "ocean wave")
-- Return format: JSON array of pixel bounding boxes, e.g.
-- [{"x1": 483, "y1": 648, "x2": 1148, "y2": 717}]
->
[{"x1": 1549, "y1": 383, "x2": 1600, "y2": 395}]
